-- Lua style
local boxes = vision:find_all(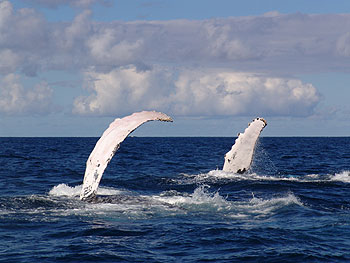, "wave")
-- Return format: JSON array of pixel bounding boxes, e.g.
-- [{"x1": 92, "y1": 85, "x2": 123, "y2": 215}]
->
[
  {"x1": 180, "y1": 170, "x2": 350, "y2": 184},
  {"x1": 42, "y1": 183, "x2": 305, "y2": 221},
  {"x1": 154, "y1": 185, "x2": 303, "y2": 220},
  {"x1": 40, "y1": 169, "x2": 348, "y2": 220},
  {"x1": 330, "y1": 171, "x2": 350, "y2": 183},
  {"x1": 153, "y1": 185, "x2": 229, "y2": 208},
  {"x1": 238, "y1": 192, "x2": 303, "y2": 217}
]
